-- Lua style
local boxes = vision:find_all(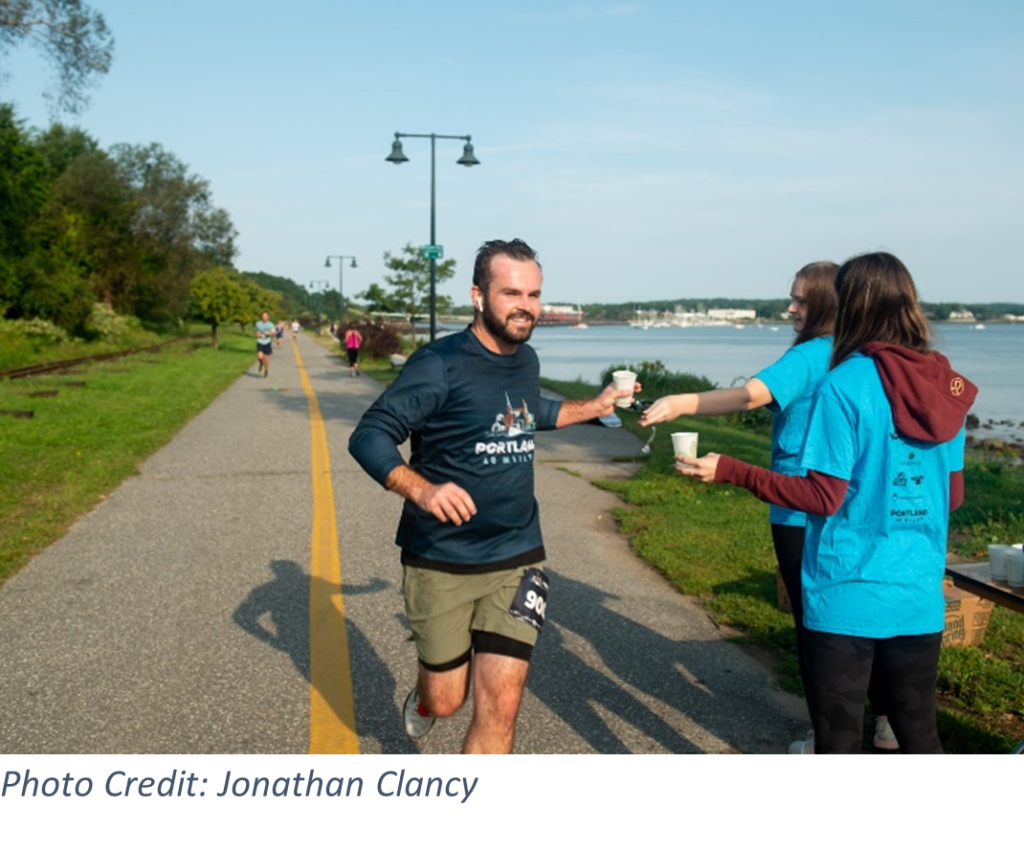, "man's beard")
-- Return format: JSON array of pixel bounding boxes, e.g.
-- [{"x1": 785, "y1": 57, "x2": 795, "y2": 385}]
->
[{"x1": 481, "y1": 302, "x2": 536, "y2": 345}]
